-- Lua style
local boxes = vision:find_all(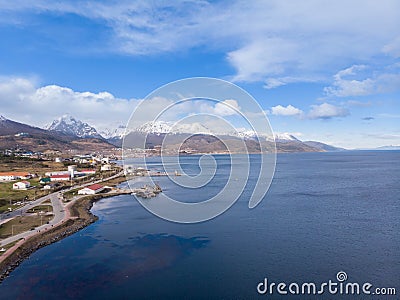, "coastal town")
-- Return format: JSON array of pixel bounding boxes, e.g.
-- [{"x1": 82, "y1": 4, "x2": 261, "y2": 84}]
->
[{"x1": 0, "y1": 151, "x2": 164, "y2": 281}]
